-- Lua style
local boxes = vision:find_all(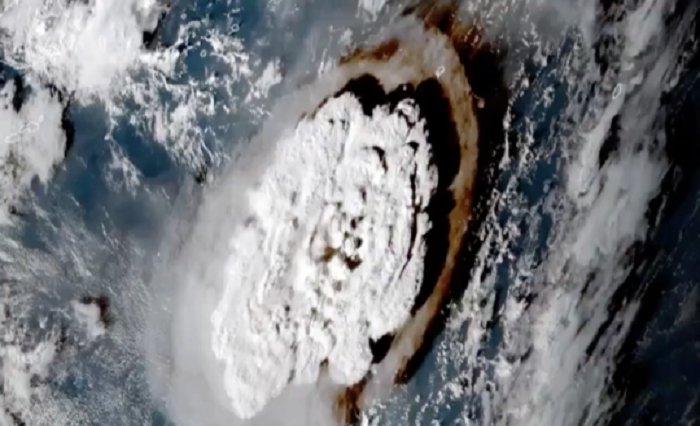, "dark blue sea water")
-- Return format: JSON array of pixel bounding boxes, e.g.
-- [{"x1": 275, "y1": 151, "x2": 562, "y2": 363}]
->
[{"x1": 1, "y1": 1, "x2": 698, "y2": 425}]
